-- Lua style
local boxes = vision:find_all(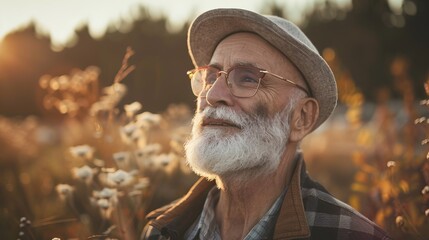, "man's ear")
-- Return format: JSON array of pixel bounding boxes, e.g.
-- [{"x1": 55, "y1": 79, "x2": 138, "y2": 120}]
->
[{"x1": 289, "y1": 98, "x2": 319, "y2": 142}]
